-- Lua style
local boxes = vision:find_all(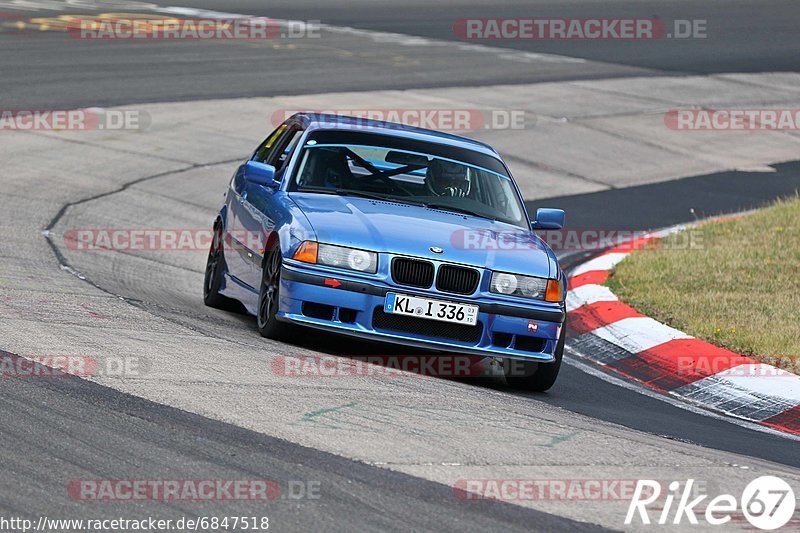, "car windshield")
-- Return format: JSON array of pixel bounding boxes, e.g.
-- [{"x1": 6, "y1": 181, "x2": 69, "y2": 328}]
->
[{"x1": 290, "y1": 137, "x2": 527, "y2": 227}]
